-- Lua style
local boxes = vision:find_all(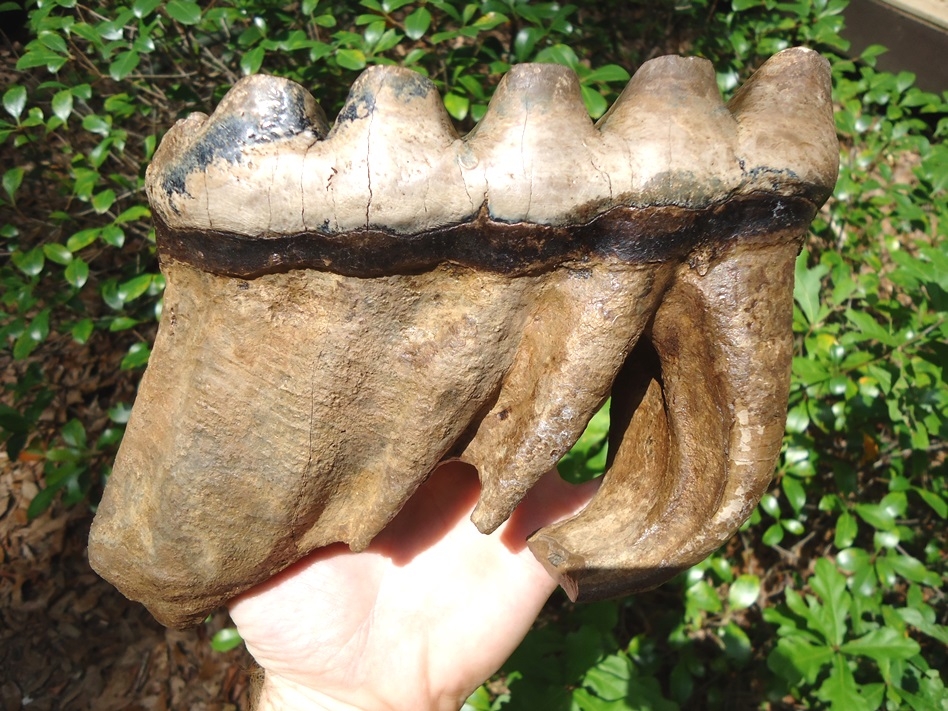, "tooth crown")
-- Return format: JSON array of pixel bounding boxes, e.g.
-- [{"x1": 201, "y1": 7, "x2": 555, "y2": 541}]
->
[
  {"x1": 146, "y1": 48, "x2": 836, "y2": 239},
  {"x1": 90, "y1": 48, "x2": 839, "y2": 628}
]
